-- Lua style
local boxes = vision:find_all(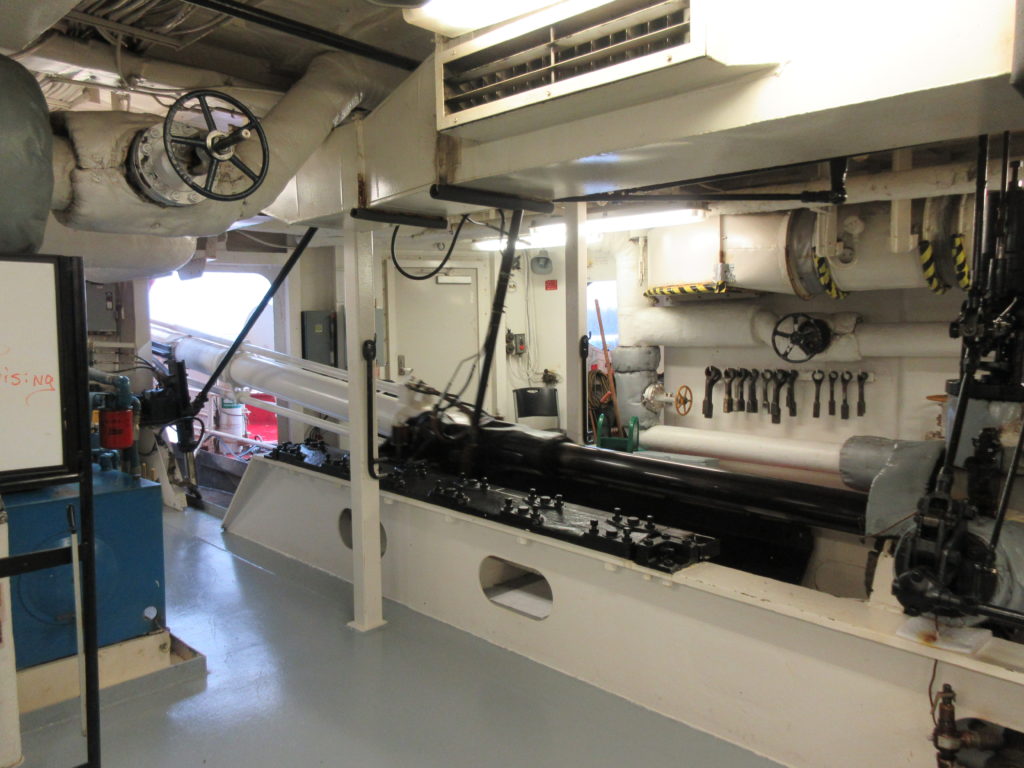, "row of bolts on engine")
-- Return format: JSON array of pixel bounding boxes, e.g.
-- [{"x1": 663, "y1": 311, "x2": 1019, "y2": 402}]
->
[{"x1": 702, "y1": 367, "x2": 869, "y2": 424}]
